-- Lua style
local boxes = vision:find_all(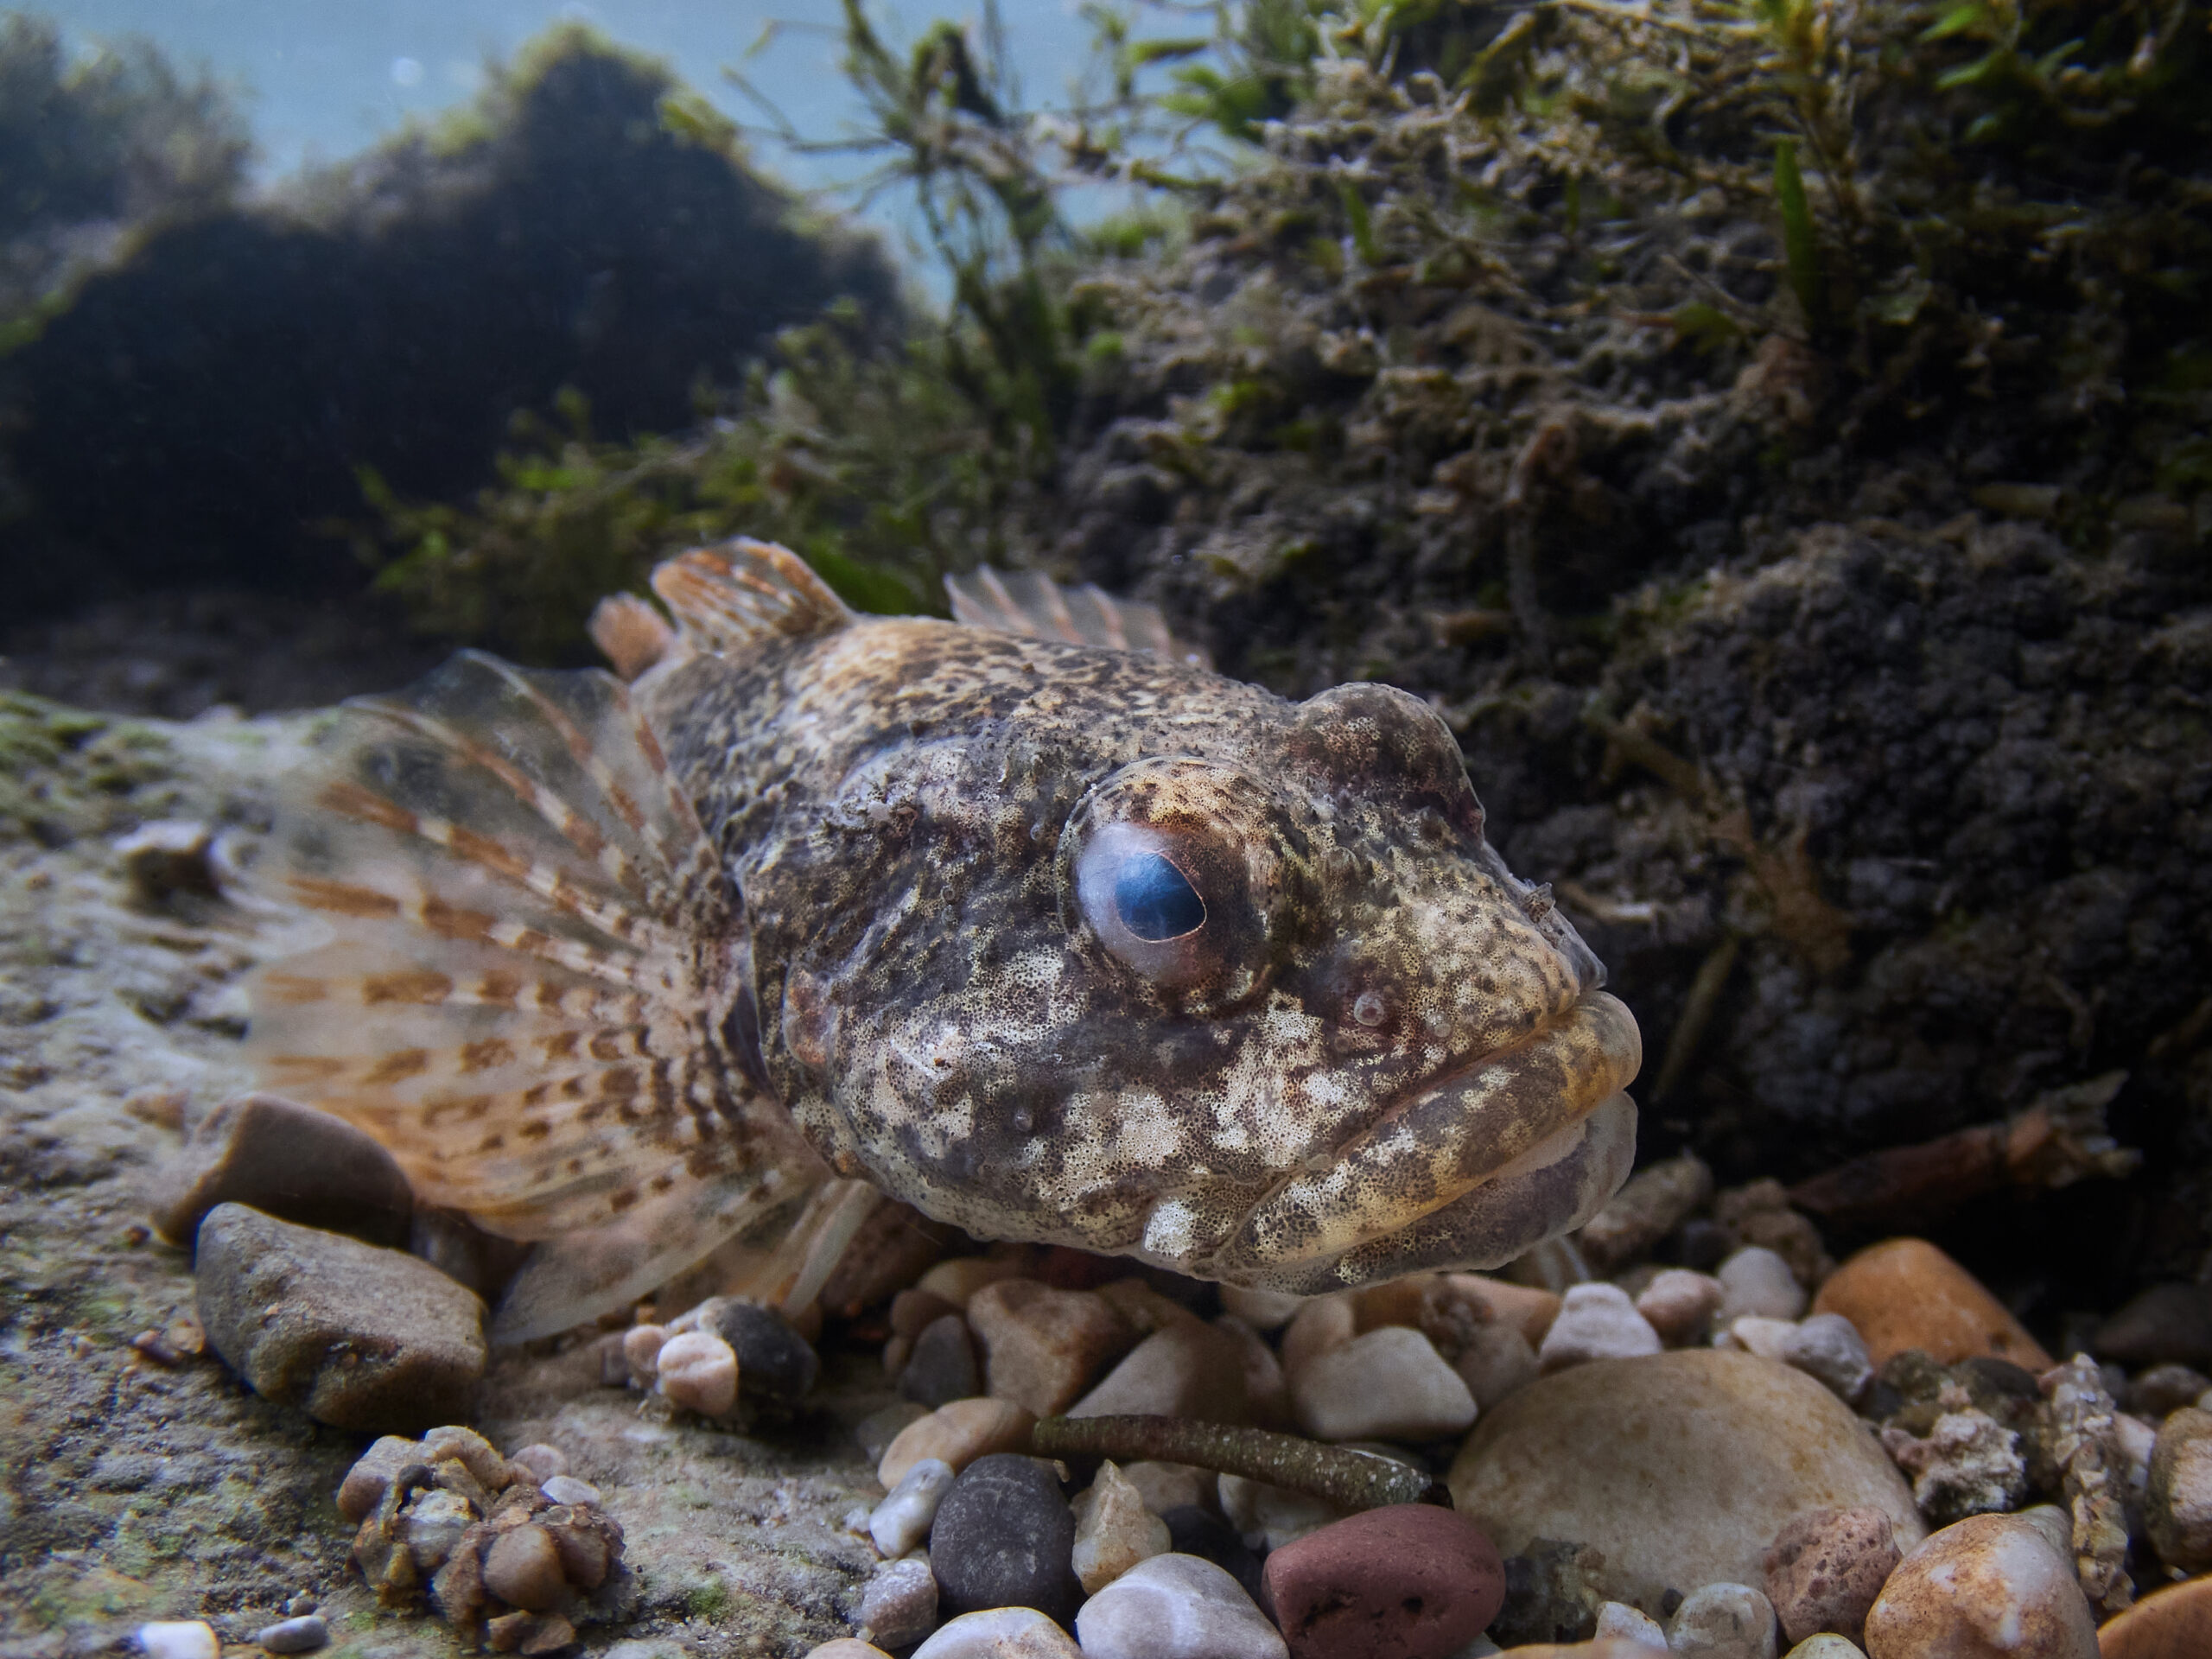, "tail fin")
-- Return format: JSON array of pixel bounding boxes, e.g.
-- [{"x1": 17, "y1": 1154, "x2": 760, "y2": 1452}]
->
[
  {"x1": 945, "y1": 564, "x2": 1211, "y2": 669},
  {"x1": 248, "y1": 651, "x2": 828, "y2": 1339}
]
